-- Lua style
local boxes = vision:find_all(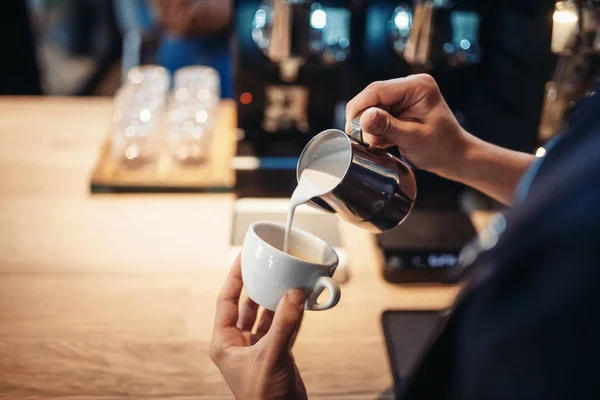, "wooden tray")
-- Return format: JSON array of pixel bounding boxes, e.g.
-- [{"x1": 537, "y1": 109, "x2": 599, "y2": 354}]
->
[{"x1": 90, "y1": 100, "x2": 237, "y2": 193}]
